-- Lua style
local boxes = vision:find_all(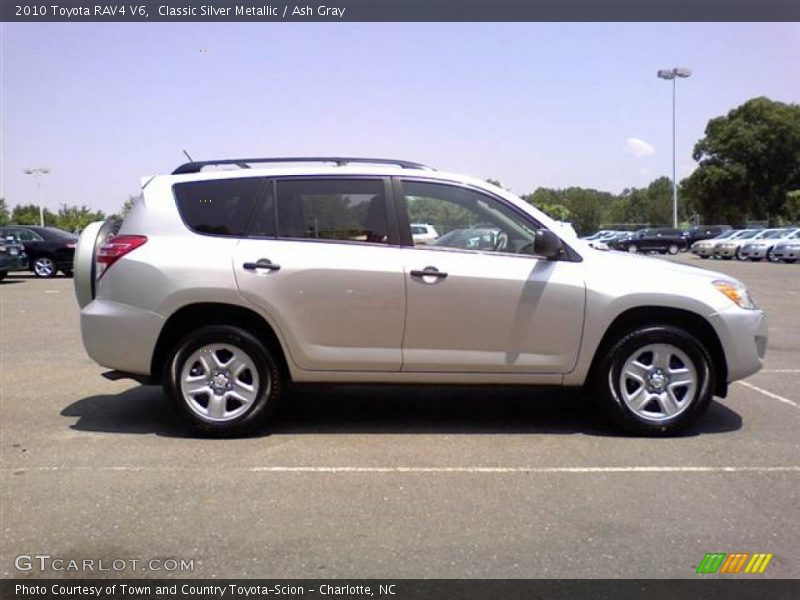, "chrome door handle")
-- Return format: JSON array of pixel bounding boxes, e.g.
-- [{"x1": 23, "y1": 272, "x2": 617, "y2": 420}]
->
[
  {"x1": 410, "y1": 267, "x2": 447, "y2": 279},
  {"x1": 243, "y1": 259, "x2": 281, "y2": 272}
]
